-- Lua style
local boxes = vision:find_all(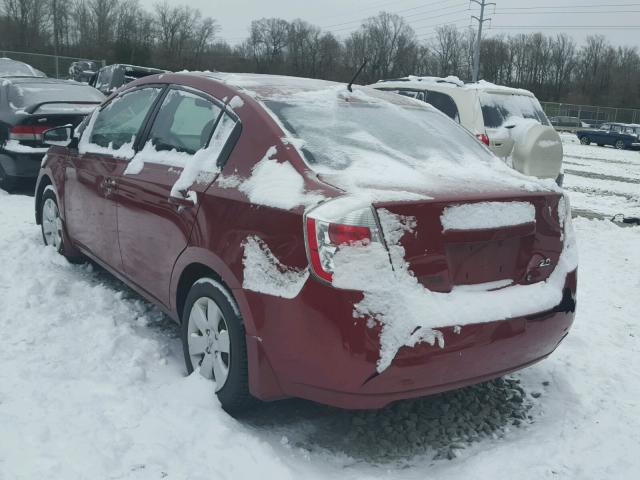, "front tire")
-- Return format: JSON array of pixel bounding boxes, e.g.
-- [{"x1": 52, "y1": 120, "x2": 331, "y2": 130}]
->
[
  {"x1": 580, "y1": 136, "x2": 590, "y2": 145},
  {"x1": 181, "y1": 278, "x2": 254, "y2": 414},
  {"x1": 615, "y1": 140, "x2": 626, "y2": 150}
]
